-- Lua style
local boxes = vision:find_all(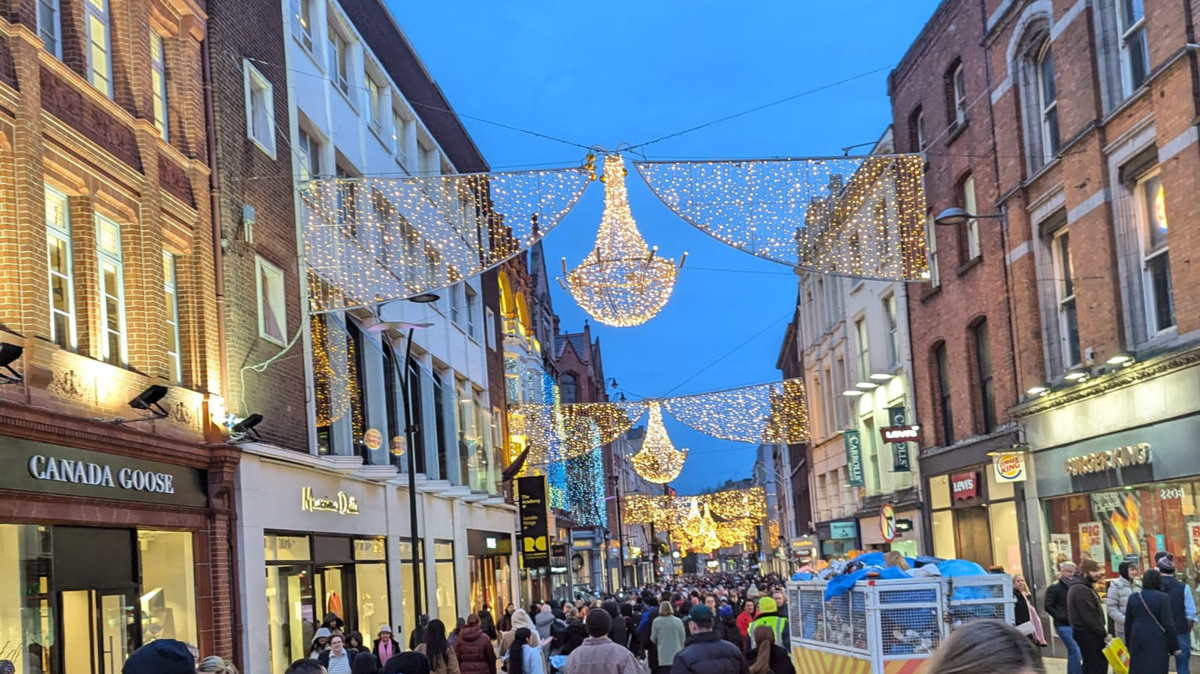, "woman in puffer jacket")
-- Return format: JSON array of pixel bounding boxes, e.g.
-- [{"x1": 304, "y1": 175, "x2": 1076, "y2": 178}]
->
[{"x1": 1106, "y1": 560, "x2": 1139, "y2": 637}]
